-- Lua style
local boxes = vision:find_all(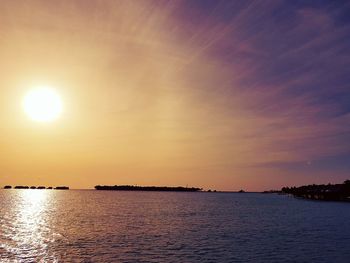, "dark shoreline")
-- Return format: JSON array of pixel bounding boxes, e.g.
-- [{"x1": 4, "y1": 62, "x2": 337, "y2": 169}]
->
[
  {"x1": 95, "y1": 185, "x2": 202, "y2": 192},
  {"x1": 281, "y1": 180, "x2": 350, "y2": 202}
]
